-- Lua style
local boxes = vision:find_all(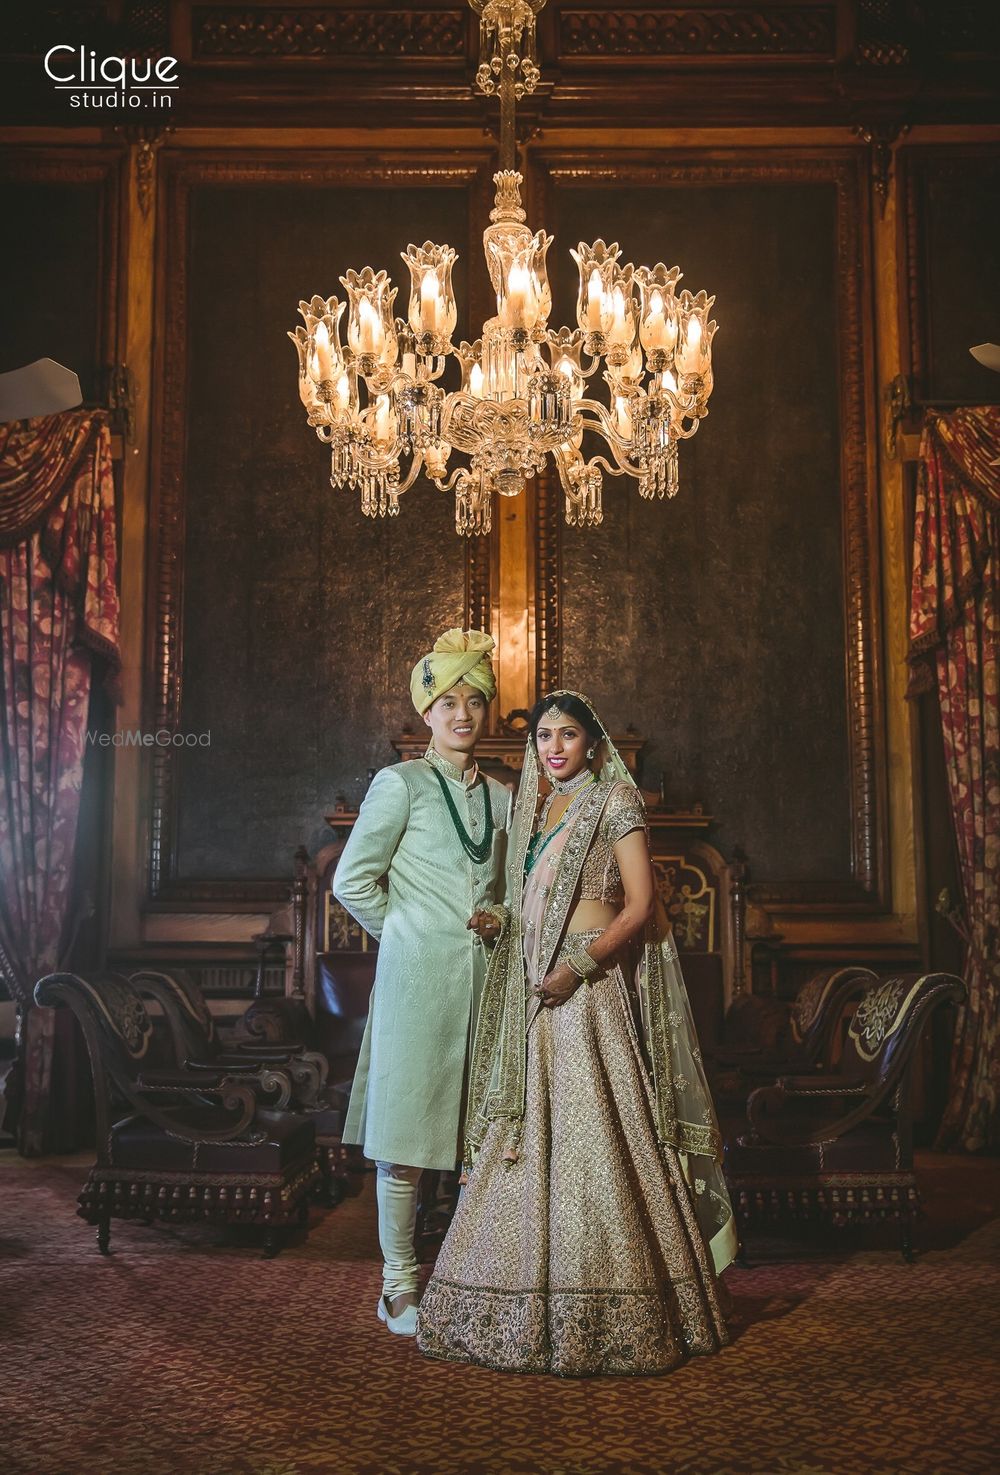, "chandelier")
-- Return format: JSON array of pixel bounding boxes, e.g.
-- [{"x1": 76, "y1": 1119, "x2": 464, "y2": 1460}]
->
[{"x1": 288, "y1": 0, "x2": 717, "y2": 535}]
